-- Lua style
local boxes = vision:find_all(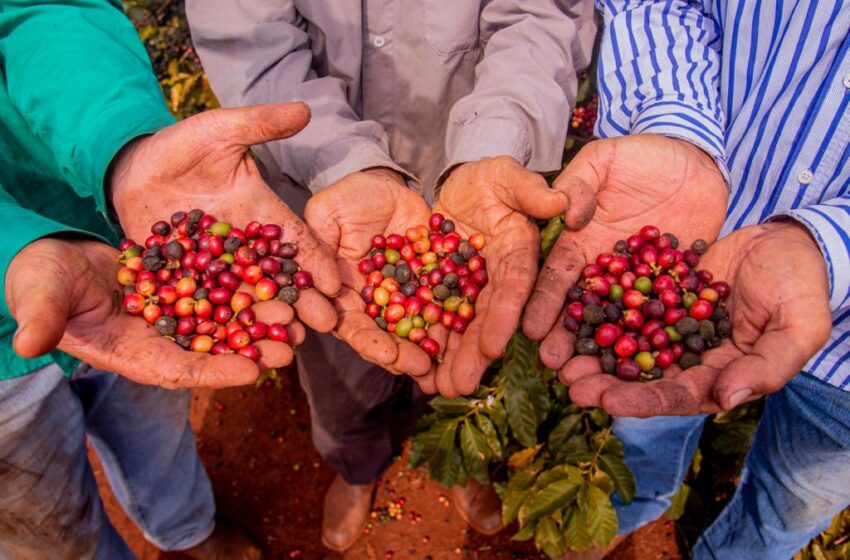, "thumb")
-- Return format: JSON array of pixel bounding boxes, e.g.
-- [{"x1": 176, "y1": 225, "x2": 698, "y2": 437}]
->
[
  {"x1": 505, "y1": 170, "x2": 568, "y2": 219},
  {"x1": 9, "y1": 261, "x2": 75, "y2": 359},
  {"x1": 213, "y1": 102, "x2": 311, "y2": 148},
  {"x1": 552, "y1": 145, "x2": 606, "y2": 230},
  {"x1": 712, "y1": 327, "x2": 818, "y2": 410}
]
